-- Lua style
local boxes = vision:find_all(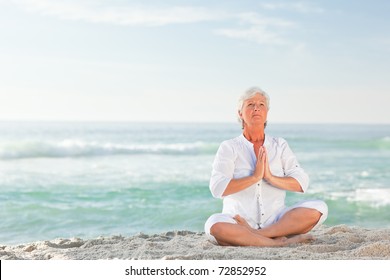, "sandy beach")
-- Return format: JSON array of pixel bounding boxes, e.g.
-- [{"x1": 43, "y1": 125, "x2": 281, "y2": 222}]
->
[{"x1": 1, "y1": 225, "x2": 390, "y2": 260}]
